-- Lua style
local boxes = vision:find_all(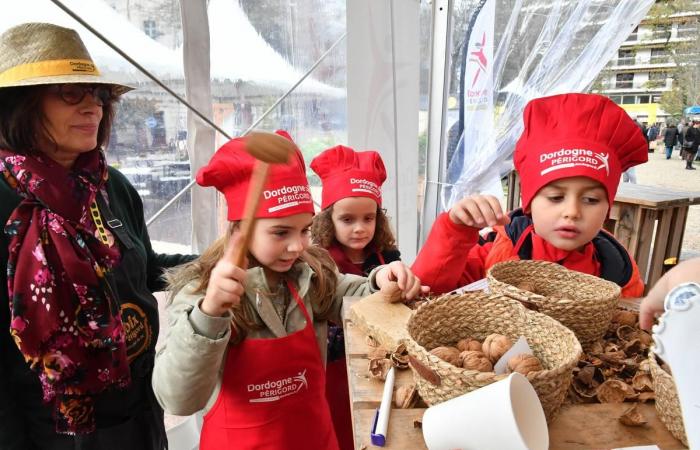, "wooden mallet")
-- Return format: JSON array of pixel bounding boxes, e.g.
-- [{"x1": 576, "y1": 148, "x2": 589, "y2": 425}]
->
[{"x1": 230, "y1": 131, "x2": 297, "y2": 267}]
